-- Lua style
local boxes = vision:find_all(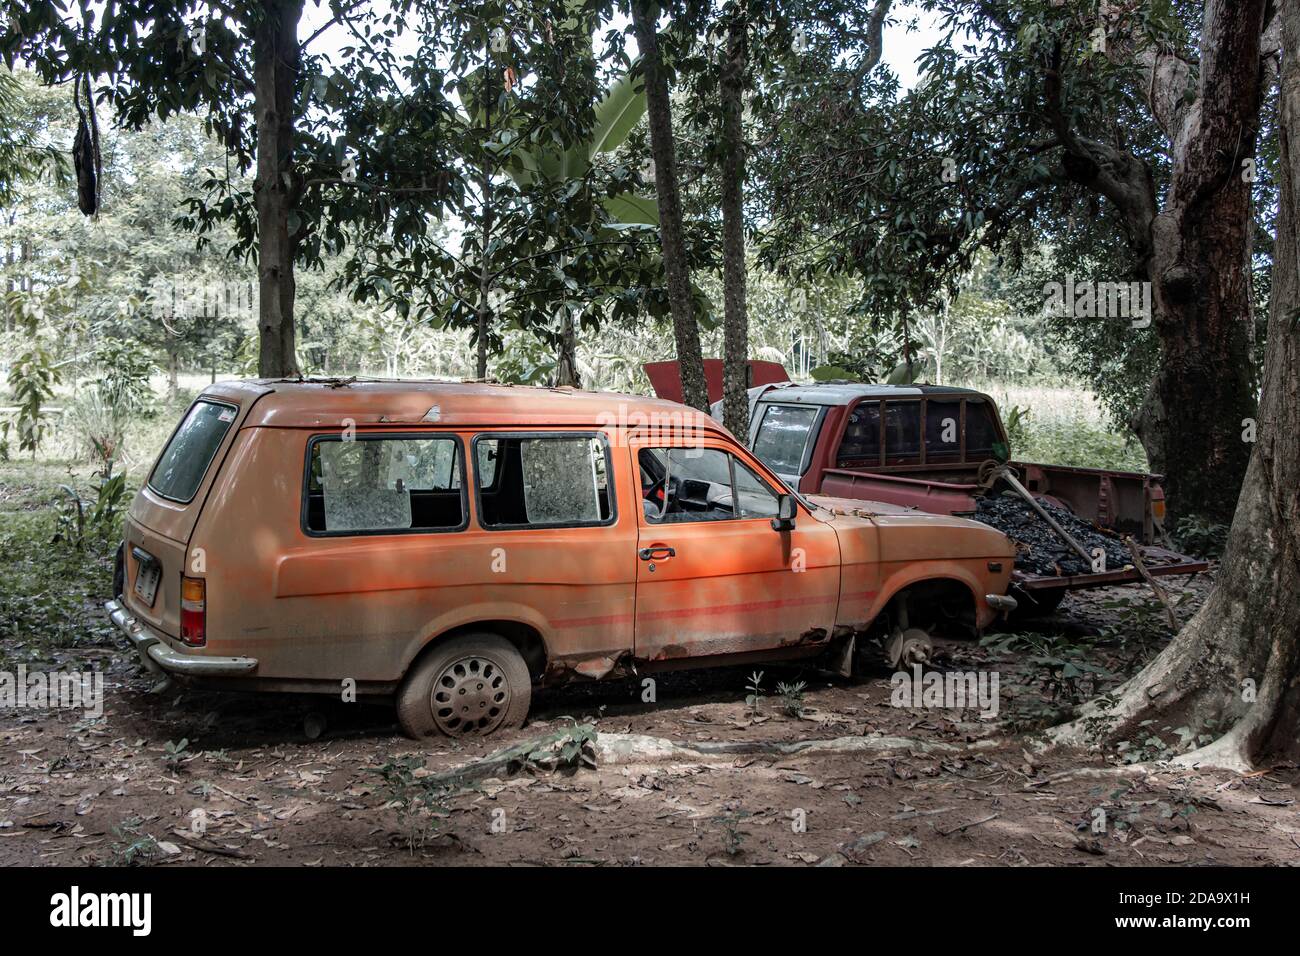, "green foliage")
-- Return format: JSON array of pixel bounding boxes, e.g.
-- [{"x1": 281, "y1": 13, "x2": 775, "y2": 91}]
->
[
  {"x1": 776, "y1": 679, "x2": 806, "y2": 718},
  {"x1": 93, "y1": 339, "x2": 158, "y2": 416},
  {"x1": 714, "y1": 806, "x2": 751, "y2": 857},
  {"x1": 981, "y1": 630, "x2": 1113, "y2": 708},
  {"x1": 0, "y1": 461, "x2": 120, "y2": 661},
  {"x1": 106, "y1": 818, "x2": 161, "y2": 867},
  {"x1": 1010, "y1": 408, "x2": 1148, "y2": 471},
  {"x1": 162, "y1": 738, "x2": 191, "y2": 773},
  {"x1": 1171, "y1": 515, "x2": 1230, "y2": 559},
  {"x1": 374, "y1": 754, "x2": 454, "y2": 854},
  {"x1": 5, "y1": 340, "x2": 59, "y2": 458},
  {"x1": 1002, "y1": 404, "x2": 1032, "y2": 457},
  {"x1": 743, "y1": 669, "x2": 764, "y2": 717},
  {"x1": 52, "y1": 462, "x2": 128, "y2": 552}
]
